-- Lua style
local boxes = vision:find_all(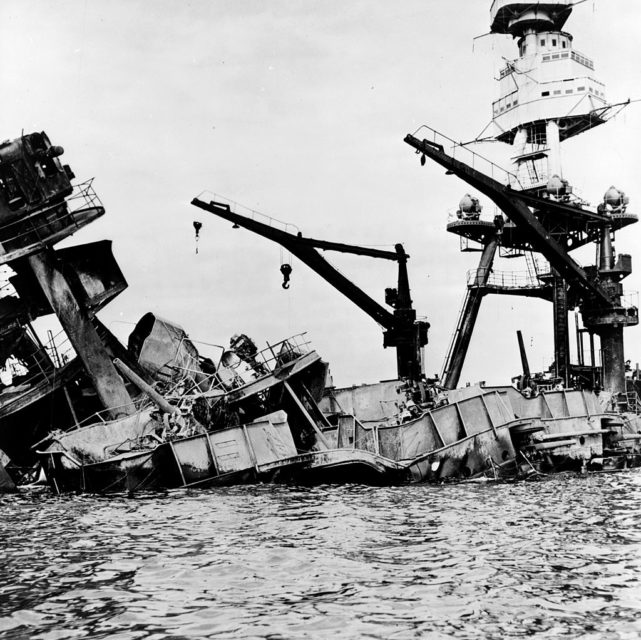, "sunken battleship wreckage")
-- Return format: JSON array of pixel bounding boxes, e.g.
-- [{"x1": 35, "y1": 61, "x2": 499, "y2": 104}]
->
[
  {"x1": 192, "y1": 0, "x2": 641, "y2": 481},
  {"x1": 405, "y1": 0, "x2": 641, "y2": 469},
  {"x1": 1, "y1": 1, "x2": 640, "y2": 493},
  {"x1": 0, "y1": 133, "x2": 406, "y2": 493},
  {"x1": 0, "y1": 132, "x2": 135, "y2": 486}
]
